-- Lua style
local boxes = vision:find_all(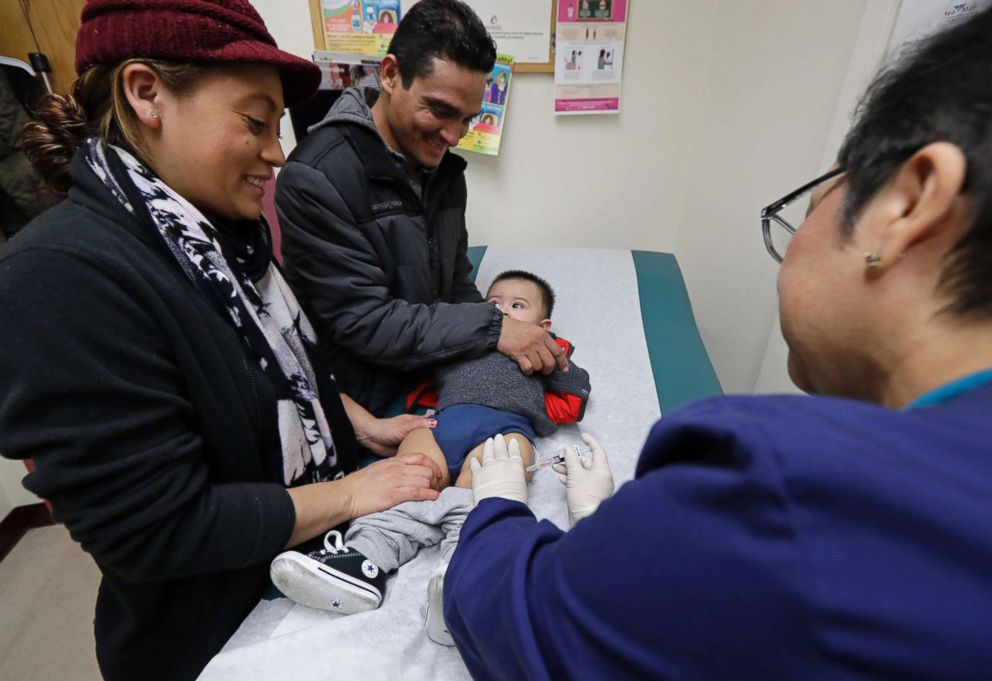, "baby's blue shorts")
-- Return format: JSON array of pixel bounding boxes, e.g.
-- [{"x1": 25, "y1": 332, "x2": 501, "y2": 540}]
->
[{"x1": 431, "y1": 403, "x2": 536, "y2": 480}]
